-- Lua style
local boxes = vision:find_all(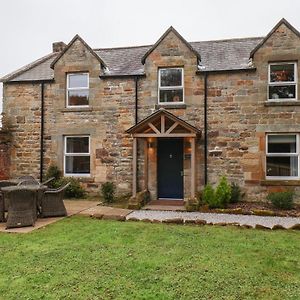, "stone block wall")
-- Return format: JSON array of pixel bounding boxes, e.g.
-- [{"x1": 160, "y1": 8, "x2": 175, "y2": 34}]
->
[
  {"x1": 3, "y1": 22, "x2": 300, "y2": 202},
  {"x1": 3, "y1": 83, "x2": 42, "y2": 179}
]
